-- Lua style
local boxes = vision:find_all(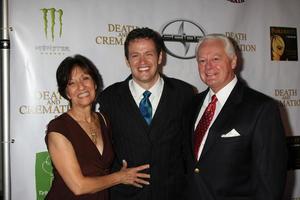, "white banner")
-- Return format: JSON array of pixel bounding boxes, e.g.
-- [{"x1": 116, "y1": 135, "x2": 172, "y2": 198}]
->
[{"x1": 8, "y1": 0, "x2": 300, "y2": 199}]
